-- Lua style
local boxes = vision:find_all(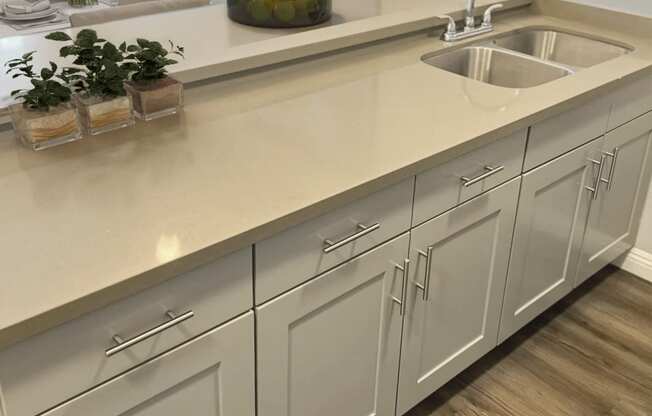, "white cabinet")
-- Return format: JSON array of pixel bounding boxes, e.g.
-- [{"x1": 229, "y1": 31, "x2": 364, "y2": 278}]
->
[
  {"x1": 397, "y1": 179, "x2": 520, "y2": 415},
  {"x1": 0, "y1": 247, "x2": 252, "y2": 416},
  {"x1": 256, "y1": 234, "x2": 409, "y2": 416},
  {"x1": 39, "y1": 312, "x2": 255, "y2": 416},
  {"x1": 525, "y1": 97, "x2": 610, "y2": 171},
  {"x1": 413, "y1": 130, "x2": 526, "y2": 225},
  {"x1": 499, "y1": 138, "x2": 604, "y2": 342},
  {"x1": 577, "y1": 112, "x2": 652, "y2": 285},
  {"x1": 256, "y1": 178, "x2": 414, "y2": 303},
  {"x1": 607, "y1": 74, "x2": 652, "y2": 131}
]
